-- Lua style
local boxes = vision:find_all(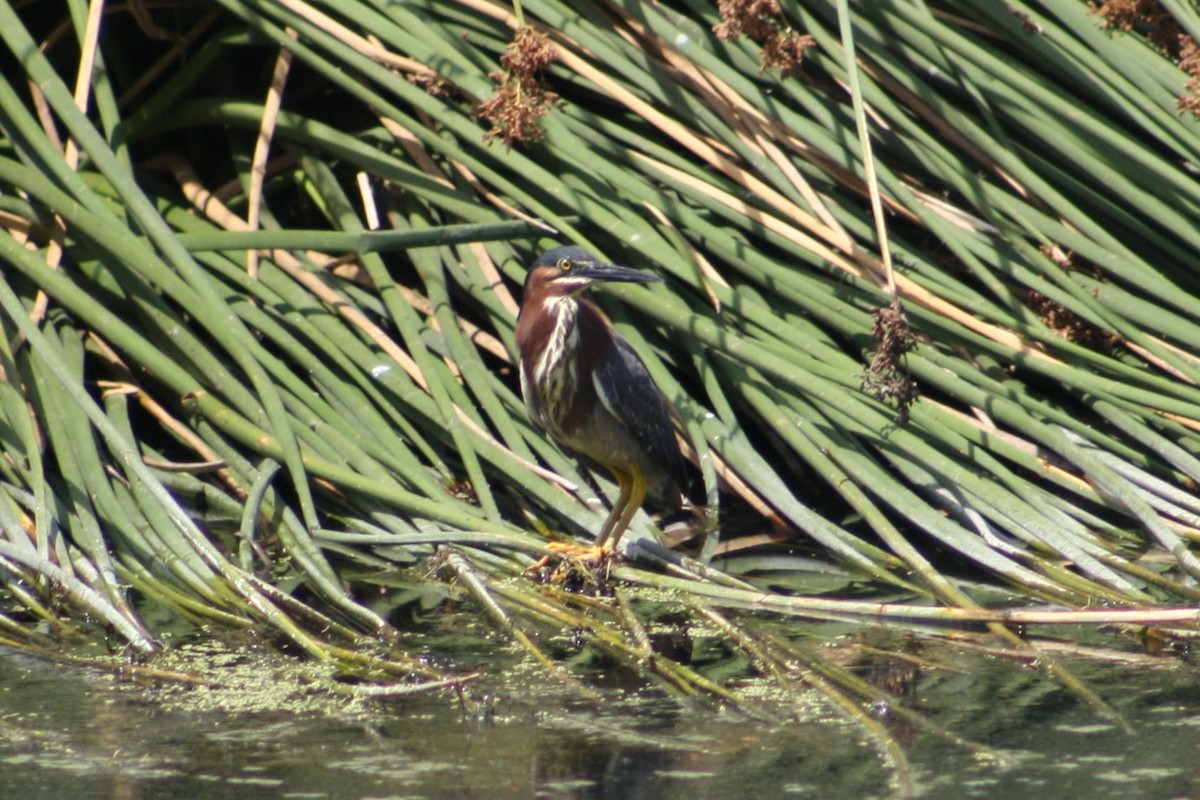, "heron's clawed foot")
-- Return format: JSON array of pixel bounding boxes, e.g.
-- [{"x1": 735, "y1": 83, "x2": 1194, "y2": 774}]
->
[
  {"x1": 524, "y1": 542, "x2": 620, "y2": 591},
  {"x1": 548, "y1": 541, "x2": 615, "y2": 559}
]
